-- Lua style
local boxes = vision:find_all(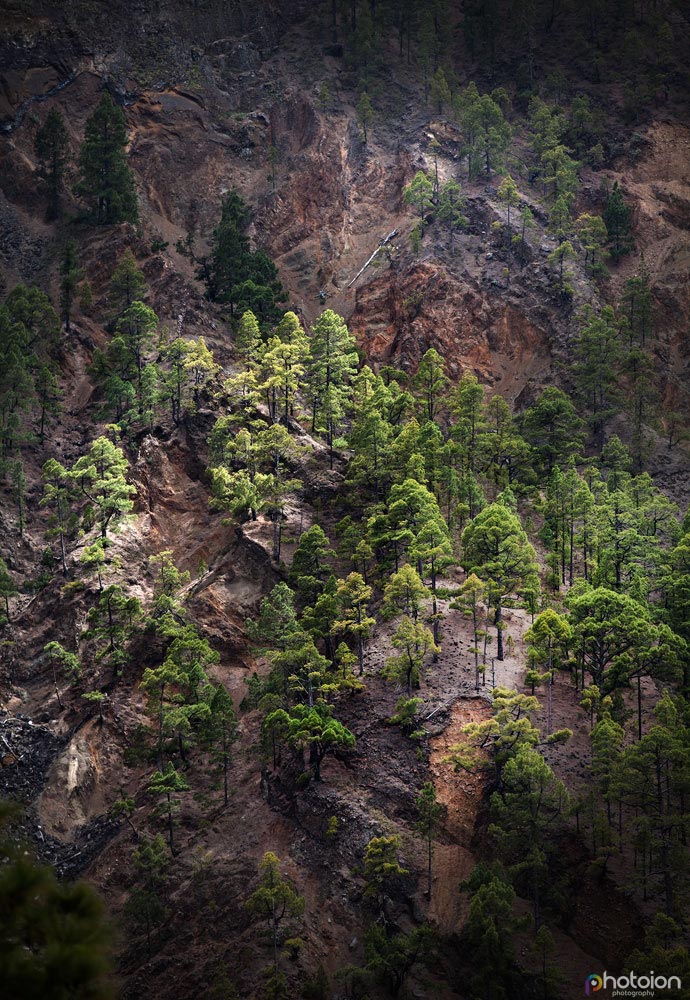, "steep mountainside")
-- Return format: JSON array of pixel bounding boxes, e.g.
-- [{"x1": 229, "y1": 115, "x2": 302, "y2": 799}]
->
[{"x1": 1, "y1": 2, "x2": 690, "y2": 999}]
